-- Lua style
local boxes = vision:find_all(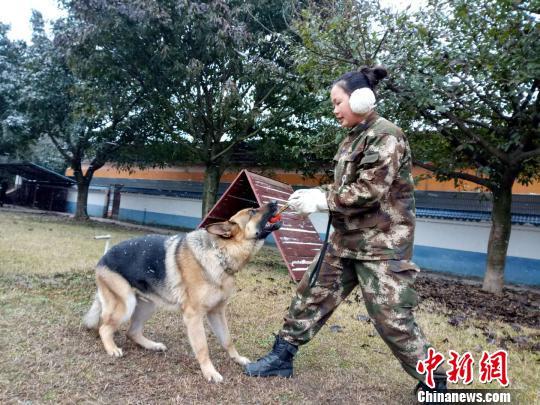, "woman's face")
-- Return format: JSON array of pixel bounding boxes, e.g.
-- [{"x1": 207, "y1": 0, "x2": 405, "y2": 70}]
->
[{"x1": 330, "y1": 85, "x2": 365, "y2": 128}]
